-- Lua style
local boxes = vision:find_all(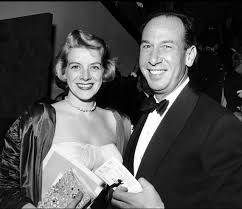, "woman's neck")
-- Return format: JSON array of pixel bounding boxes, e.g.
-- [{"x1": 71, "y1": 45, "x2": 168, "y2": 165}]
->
[{"x1": 65, "y1": 94, "x2": 96, "y2": 112}]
